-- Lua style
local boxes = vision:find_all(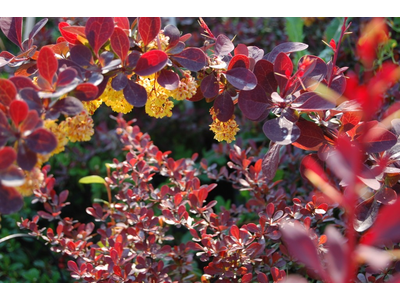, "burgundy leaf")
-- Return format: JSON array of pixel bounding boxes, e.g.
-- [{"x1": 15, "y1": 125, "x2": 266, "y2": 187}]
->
[
  {"x1": 362, "y1": 124, "x2": 397, "y2": 153},
  {"x1": 238, "y1": 85, "x2": 269, "y2": 121},
  {"x1": 111, "y1": 73, "x2": 128, "y2": 91},
  {"x1": 214, "y1": 34, "x2": 234, "y2": 56},
  {"x1": 267, "y1": 42, "x2": 308, "y2": 63},
  {"x1": 0, "y1": 165, "x2": 25, "y2": 187},
  {"x1": 0, "y1": 78, "x2": 17, "y2": 106},
  {"x1": 17, "y1": 143, "x2": 37, "y2": 171},
  {"x1": 329, "y1": 75, "x2": 346, "y2": 97},
  {"x1": 164, "y1": 24, "x2": 180, "y2": 48},
  {"x1": 225, "y1": 67, "x2": 257, "y2": 91},
  {"x1": 234, "y1": 44, "x2": 249, "y2": 56},
  {"x1": 247, "y1": 46, "x2": 264, "y2": 62},
  {"x1": 28, "y1": 18, "x2": 48, "y2": 42},
  {"x1": 157, "y1": 69, "x2": 180, "y2": 90},
  {"x1": 166, "y1": 41, "x2": 185, "y2": 55},
  {"x1": 257, "y1": 273, "x2": 269, "y2": 283},
  {"x1": 85, "y1": 17, "x2": 114, "y2": 55},
  {"x1": 213, "y1": 91, "x2": 234, "y2": 122},
  {"x1": 37, "y1": 47, "x2": 58, "y2": 85},
  {"x1": 0, "y1": 185, "x2": 23, "y2": 214},
  {"x1": 9, "y1": 76, "x2": 39, "y2": 91},
  {"x1": 325, "y1": 225, "x2": 349, "y2": 283},
  {"x1": 361, "y1": 197, "x2": 400, "y2": 246},
  {"x1": 200, "y1": 74, "x2": 219, "y2": 98},
  {"x1": 274, "y1": 52, "x2": 293, "y2": 92},
  {"x1": 56, "y1": 68, "x2": 78, "y2": 87},
  {"x1": 110, "y1": 27, "x2": 130, "y2": 62},
  {"x1": 354, "y1": 198, "x2": 380, "y2": 233},
  {"x1": 280, "y1": 220, "x2": 326, "y2": 279},
  {"x1": 138, "y1": 17, "x2": 161, "y2": 46},
  {"x1": 0, "y1": 51, "x2": 15, "y2": 67},
  {"x1": 0, "y1": 147, "x2": 16, "y2": 170},
  {"x1": 134, "y1": 50, "x2": 168, "y2": 76},
  {"x1": 123, "y1": 80, "x2": 147, "y2": 107},
  {"x1": 262, "y1": 142, "x2": 282, "y2": 180},
  {"x1": 69, "y1": 44, "x2": 93, "y2": 67},
  {"x1": 25, "y1": 128, "x2": 57, "y2": 154},
  {"x1": 9, "y1": 100, "x2": 28, "y2": 127},
  {"x1": 114, "y1": 17, "x2": 130, "y2": 30},
  {"x1": 375, "y1": 187, "x2": 397, "y2": 205},
  {"x1": 291, "y1": 119, "x2": 326, "y2": 151},
  {"x1": 253, "y1": 59, "x2": 278, "y2": 95},
  {"x1": 51, "y1": 96, "x2": 83, "y2": 116},
  {"x1": 19, "y1": 110, "x2": 41, "y2": 133},
  {"x1": 292, "y1": 92, "x2": 336, "y2": 111},
  {"x1": 0, "y1": 17, "x2": 23, "y2": 49},
  {"x1": 172, "y1": 47, "x2": 207, "y2": 72},
  {"x1": 299, "y1": 55, "x2": 327, "y2": 86},
  {"x1": 262, "y1": 117, "x2": 300, "y2": 145}
]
